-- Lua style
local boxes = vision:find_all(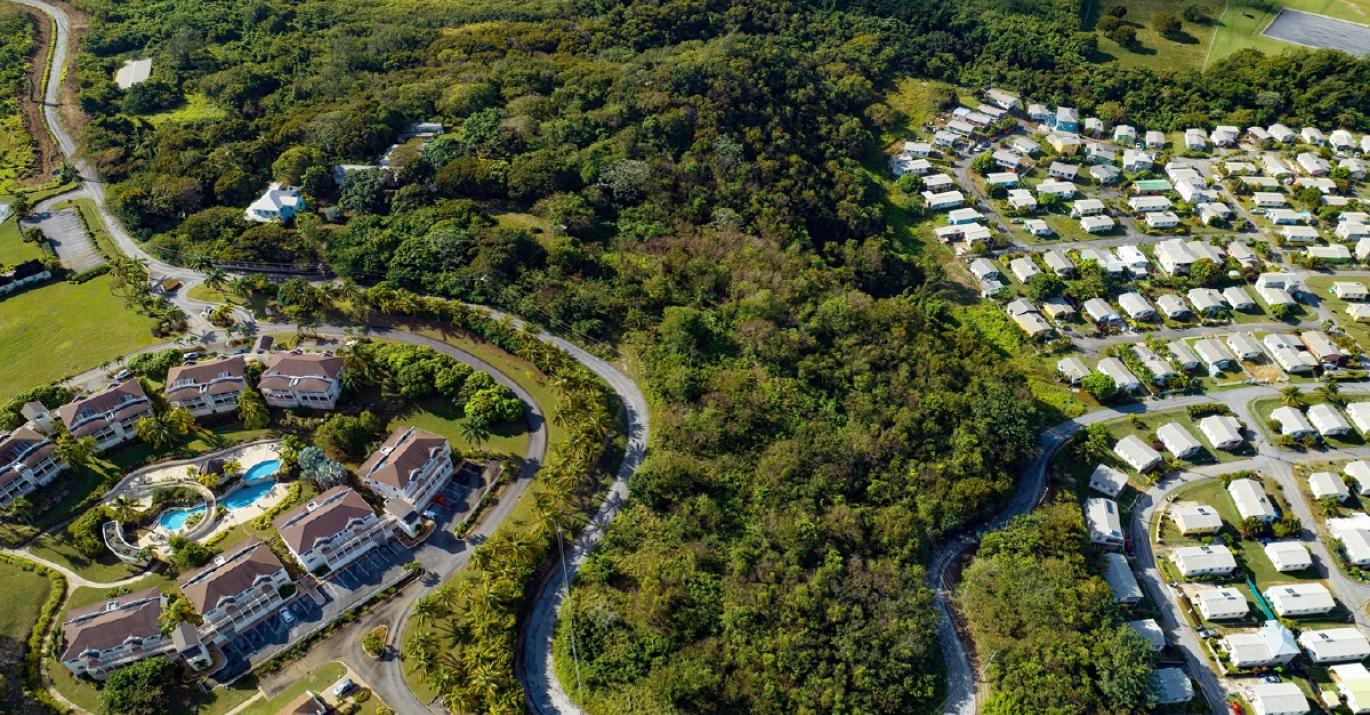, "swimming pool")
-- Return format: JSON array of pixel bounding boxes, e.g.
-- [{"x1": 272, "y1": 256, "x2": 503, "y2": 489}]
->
[{"x1": 156, "y1": 458, "x2": 283, "y2": 531}]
